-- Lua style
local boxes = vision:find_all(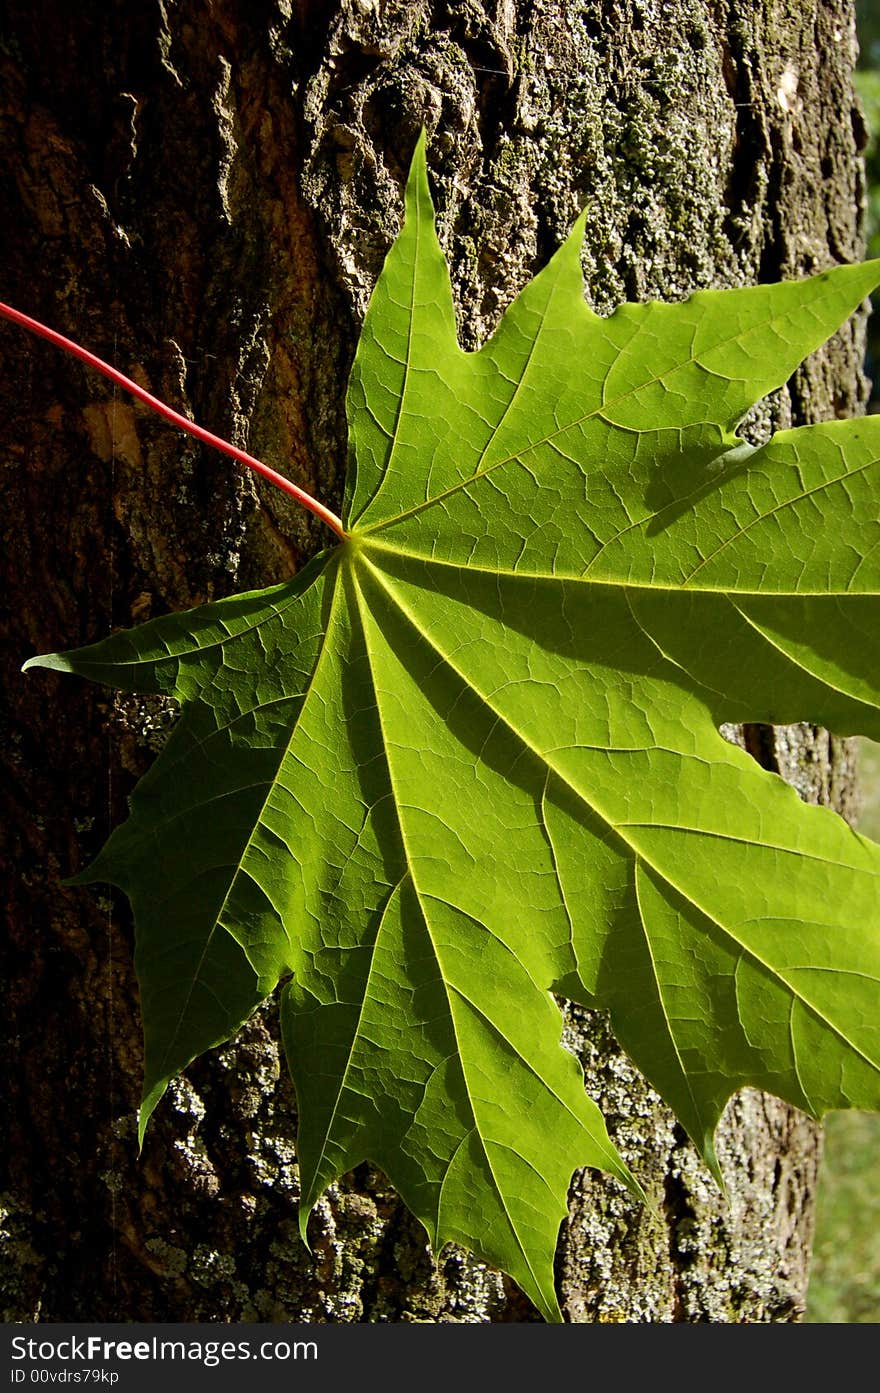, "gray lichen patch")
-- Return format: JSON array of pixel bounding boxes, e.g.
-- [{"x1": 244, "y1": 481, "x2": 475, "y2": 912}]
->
[
  {"x1": 144, "y1": 1237, "x2": 188, "y2": 1278},
  {"x1": 558, "y1": 1005, "x2": 679, "y2": 1323},
  {"x1": 111, "y1": 691, "x2": 180, "y2": 763},
  {"x1": 0, "y1": 1194, "x2": 44, "y2": 1323},
  {"x1": 300, "y1": 0, "x2": 864, "y2": 355},
  {"x1": 558, "y1": 1008, "x2": 822, "y2": 1322}
]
